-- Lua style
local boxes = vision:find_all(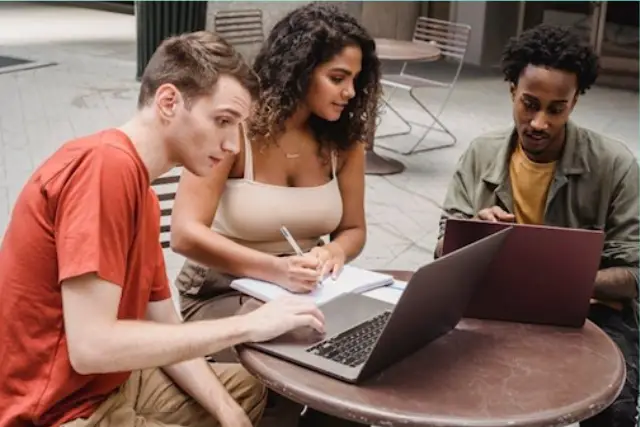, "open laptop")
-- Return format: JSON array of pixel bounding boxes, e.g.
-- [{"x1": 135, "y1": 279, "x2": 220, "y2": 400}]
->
[
  {"x1": 245, "y1": 227, "x2": 512, "y2": 384},
  {"x1": 442, "y1": 218, "x2": 605, "y2": 328}
]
